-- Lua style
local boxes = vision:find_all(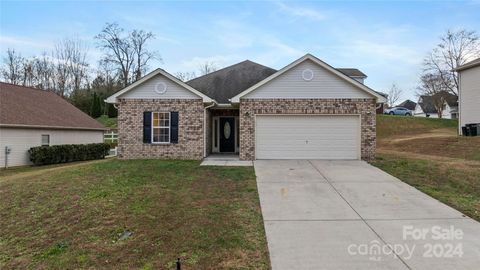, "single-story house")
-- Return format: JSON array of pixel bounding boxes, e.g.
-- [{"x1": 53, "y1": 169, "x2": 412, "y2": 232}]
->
[
  {"x1": 414, "y1": 91, "x2": 458, "y2": 119},
  {"x1": 397, "y1": 99, "x2": 417, "y2": 111},
  {"x1": 106, "y1": 54, "x2": 386, "y2": 161},
  {"x1": 0, "y1": 83, "x2": 106, "y2": 167},
  {"x1": 455, "y1": 58, "x2": 480, "y2": 135}
]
